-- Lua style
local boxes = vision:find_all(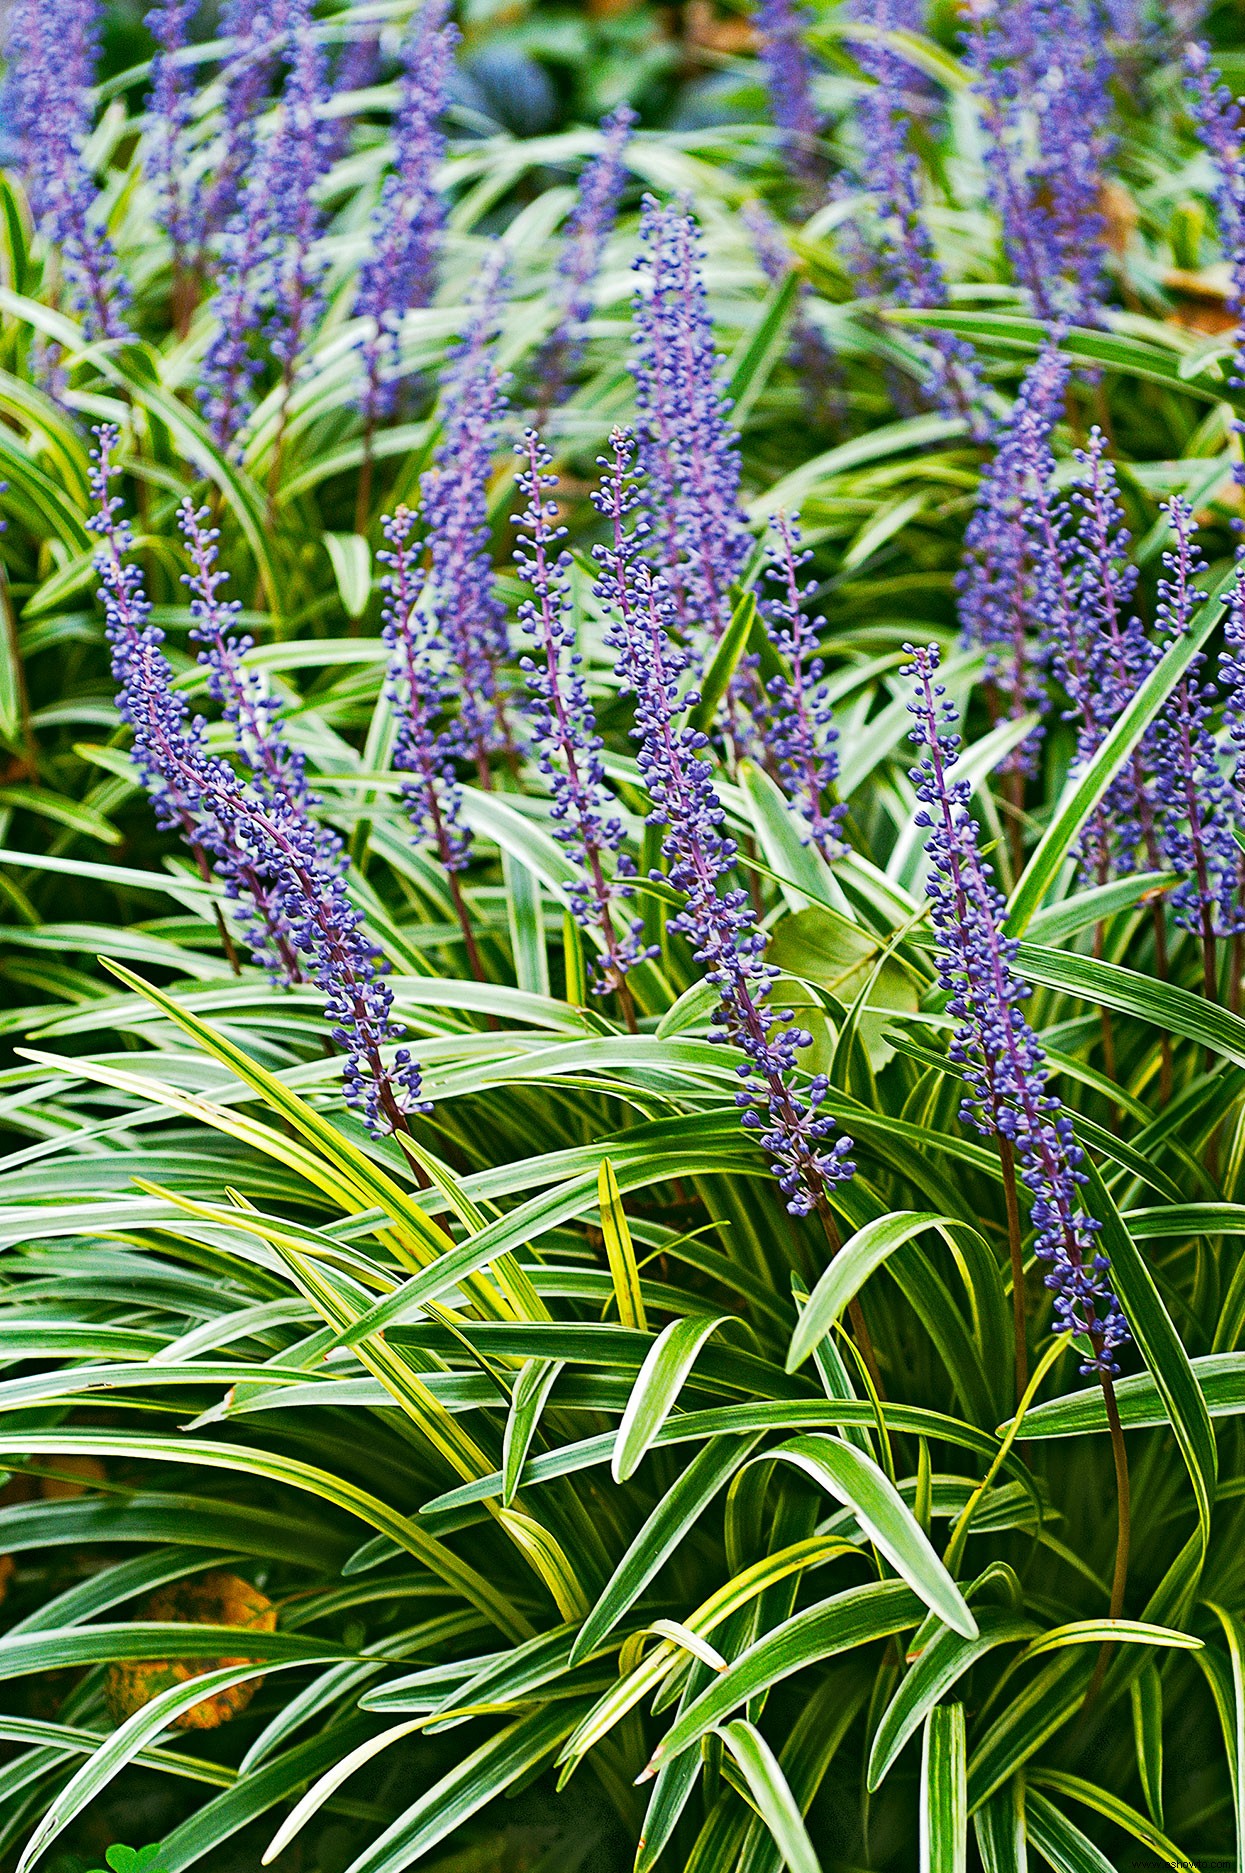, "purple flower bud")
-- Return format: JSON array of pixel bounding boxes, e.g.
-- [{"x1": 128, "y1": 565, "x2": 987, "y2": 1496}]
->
[
  {"x1": 1151, "y1": 500, "x2": 1243, "y2": 946},
  {"x1": 962, "y1": 0, "x2": 1114, "y2": 324},
  {"x1": 906, "y1": 640, "x2": 1129, "y2": 1373},
  {"x1": 846, "y1": 0, "x2": 987, "y2": 432},
  {"x1": 92, "y1": 428, "x2": 426, "y2": 1135},
  {"x1": 354, "y1": 0, "x2": 457, "y2": 425},
  {"x1": 595, "y1": 428, "x2": 854, "y2": 1214},
  {"x1": 755, "y1": 0, "x2": 824, "y2": 199},
  {"x1": 534, "y1": 104, "x2": 636, "y2": 414},
  {"x1": 379, "y1": 505, "x2": 472, "y2": 877},
  {"x1": 5, "y1": 0, "x2": 131, "y2": 341},
  {"x1": 514, "y1": 431, "x2": 649, "y2": 996},
  {"x1": 957, "y1": 345, "x2": 1068, "y2": 776},
  {"x1": 631, "y1": 196, "x2": 752, "y2": 646},
  {"x1": 757, "y1": 512, "x2": 845, "y2": 860},
  {"x1": 146, "y1": 2, "x2": 202, "y2": 266},
  {"x1": 741, "y1": 201, "x2": 840, "y2": 424},
  {"x1": 421, "y1": 263, "x2": 515, "y2": 779}
]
